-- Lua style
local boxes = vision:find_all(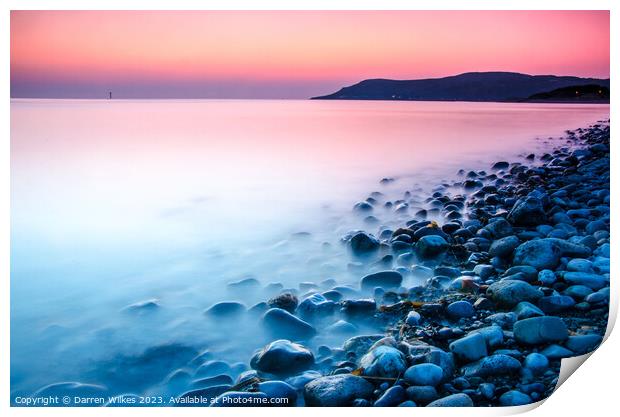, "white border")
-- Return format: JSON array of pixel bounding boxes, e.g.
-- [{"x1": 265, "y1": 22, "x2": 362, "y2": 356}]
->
[{"x1": 2, "y1": 1, "x2": 616, "y2": 416}]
